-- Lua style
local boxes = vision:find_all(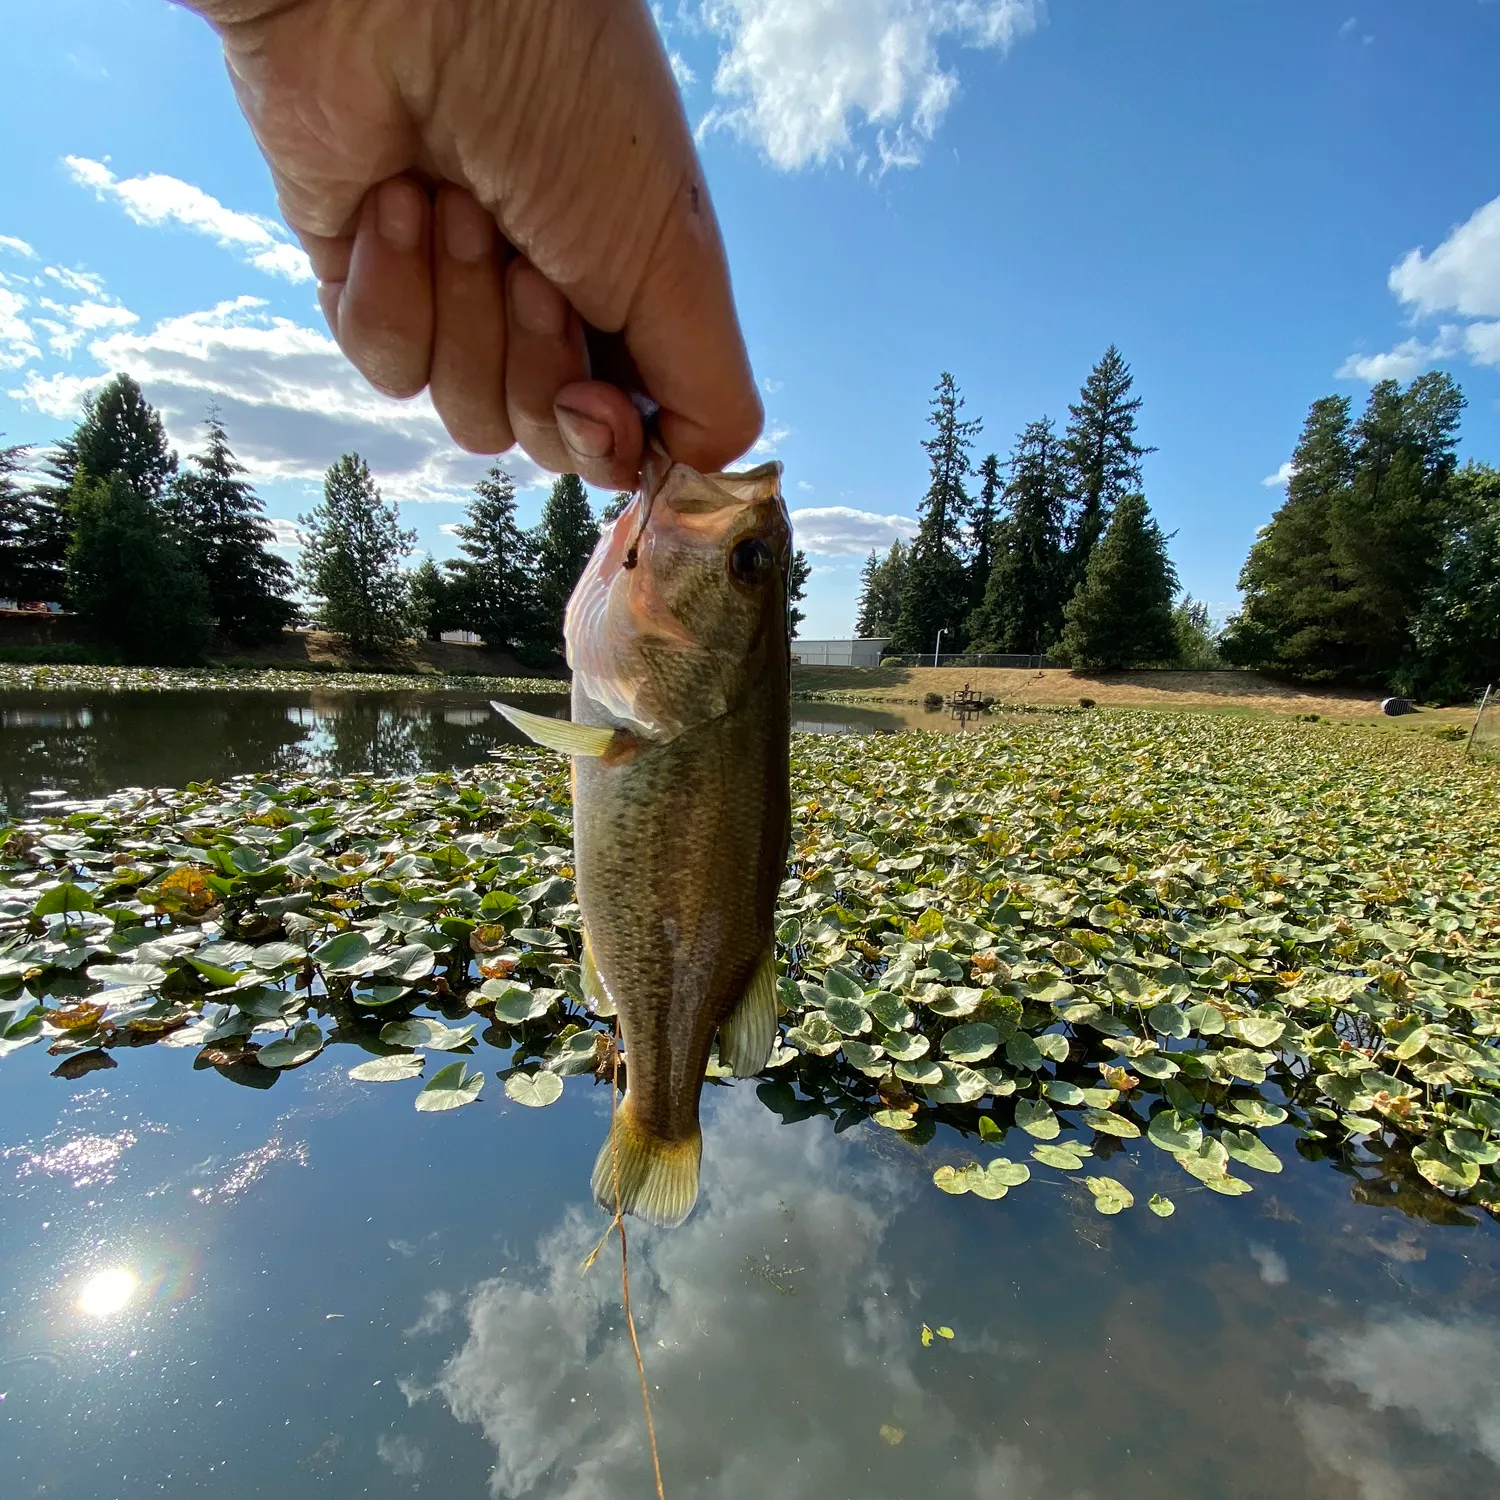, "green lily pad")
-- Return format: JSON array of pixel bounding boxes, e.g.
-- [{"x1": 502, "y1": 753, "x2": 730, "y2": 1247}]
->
[
  {"x1": 349, "y1": 1053, "x2": 425, "y2": 1082},
  {"x1": 258, "y1": 1021, "x2": 323, "y2": 1069},
  {"x1": 1031, "y1": 1142, "x2": 1090, "y2": 1170},
  {"x1": 417, "y1": 1061, "x2": 485, "y2": 1110},
  {"x1": 1221, "y1": 1128, "x2": 1283, "y2": 1174},
  {"x1": 1015, "y1": 1097, "x2": 1060, "y2": 1139},
  {"x1": 1148, "y1": 1193, "x2": 1175, "y2": 1217},
  {"x1": 1085, "y1": 1176, "x2": 1134, "y2": 1214},
  {"x1": 380, "y1": 1017, "x2": 476, "y2": 1051},
  {"x1": 941, "y1": 1022, "x2": 999, "y2": 1062},
  {"x1": 824, "y1": 998, "x2": 870, "y2": 1035}
]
